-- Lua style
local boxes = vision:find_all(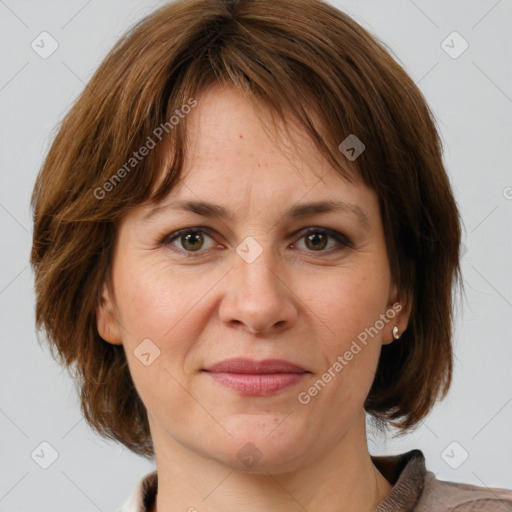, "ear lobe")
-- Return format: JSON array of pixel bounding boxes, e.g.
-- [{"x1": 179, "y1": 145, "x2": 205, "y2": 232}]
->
[
  {"x1": 382, "y1": 287, "x2": 413, "y2": 345},
  {"x1": 96, "y1": 284, "x2": 123, "y2": 345}
]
